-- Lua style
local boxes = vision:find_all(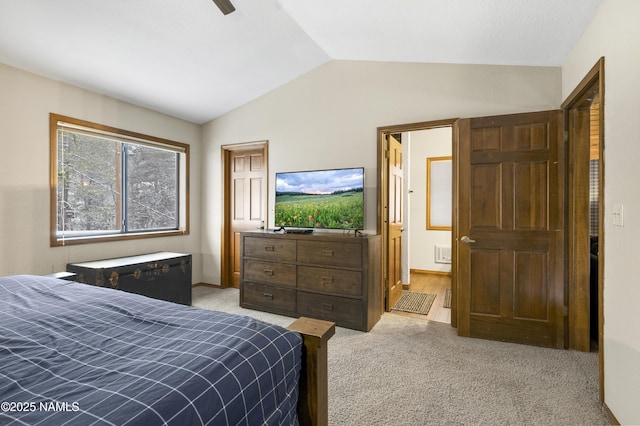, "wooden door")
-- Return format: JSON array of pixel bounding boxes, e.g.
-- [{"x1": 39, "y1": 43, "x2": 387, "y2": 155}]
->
[
  {"x1": 457, "y1": 111, "x2": 565, "y2": 348},
  {"x1": 227, "y1": 147, "x2": 266, "y2": 288},
  {"x1": 386, "y1": 134, "x2": 403, "y2": 310}
]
